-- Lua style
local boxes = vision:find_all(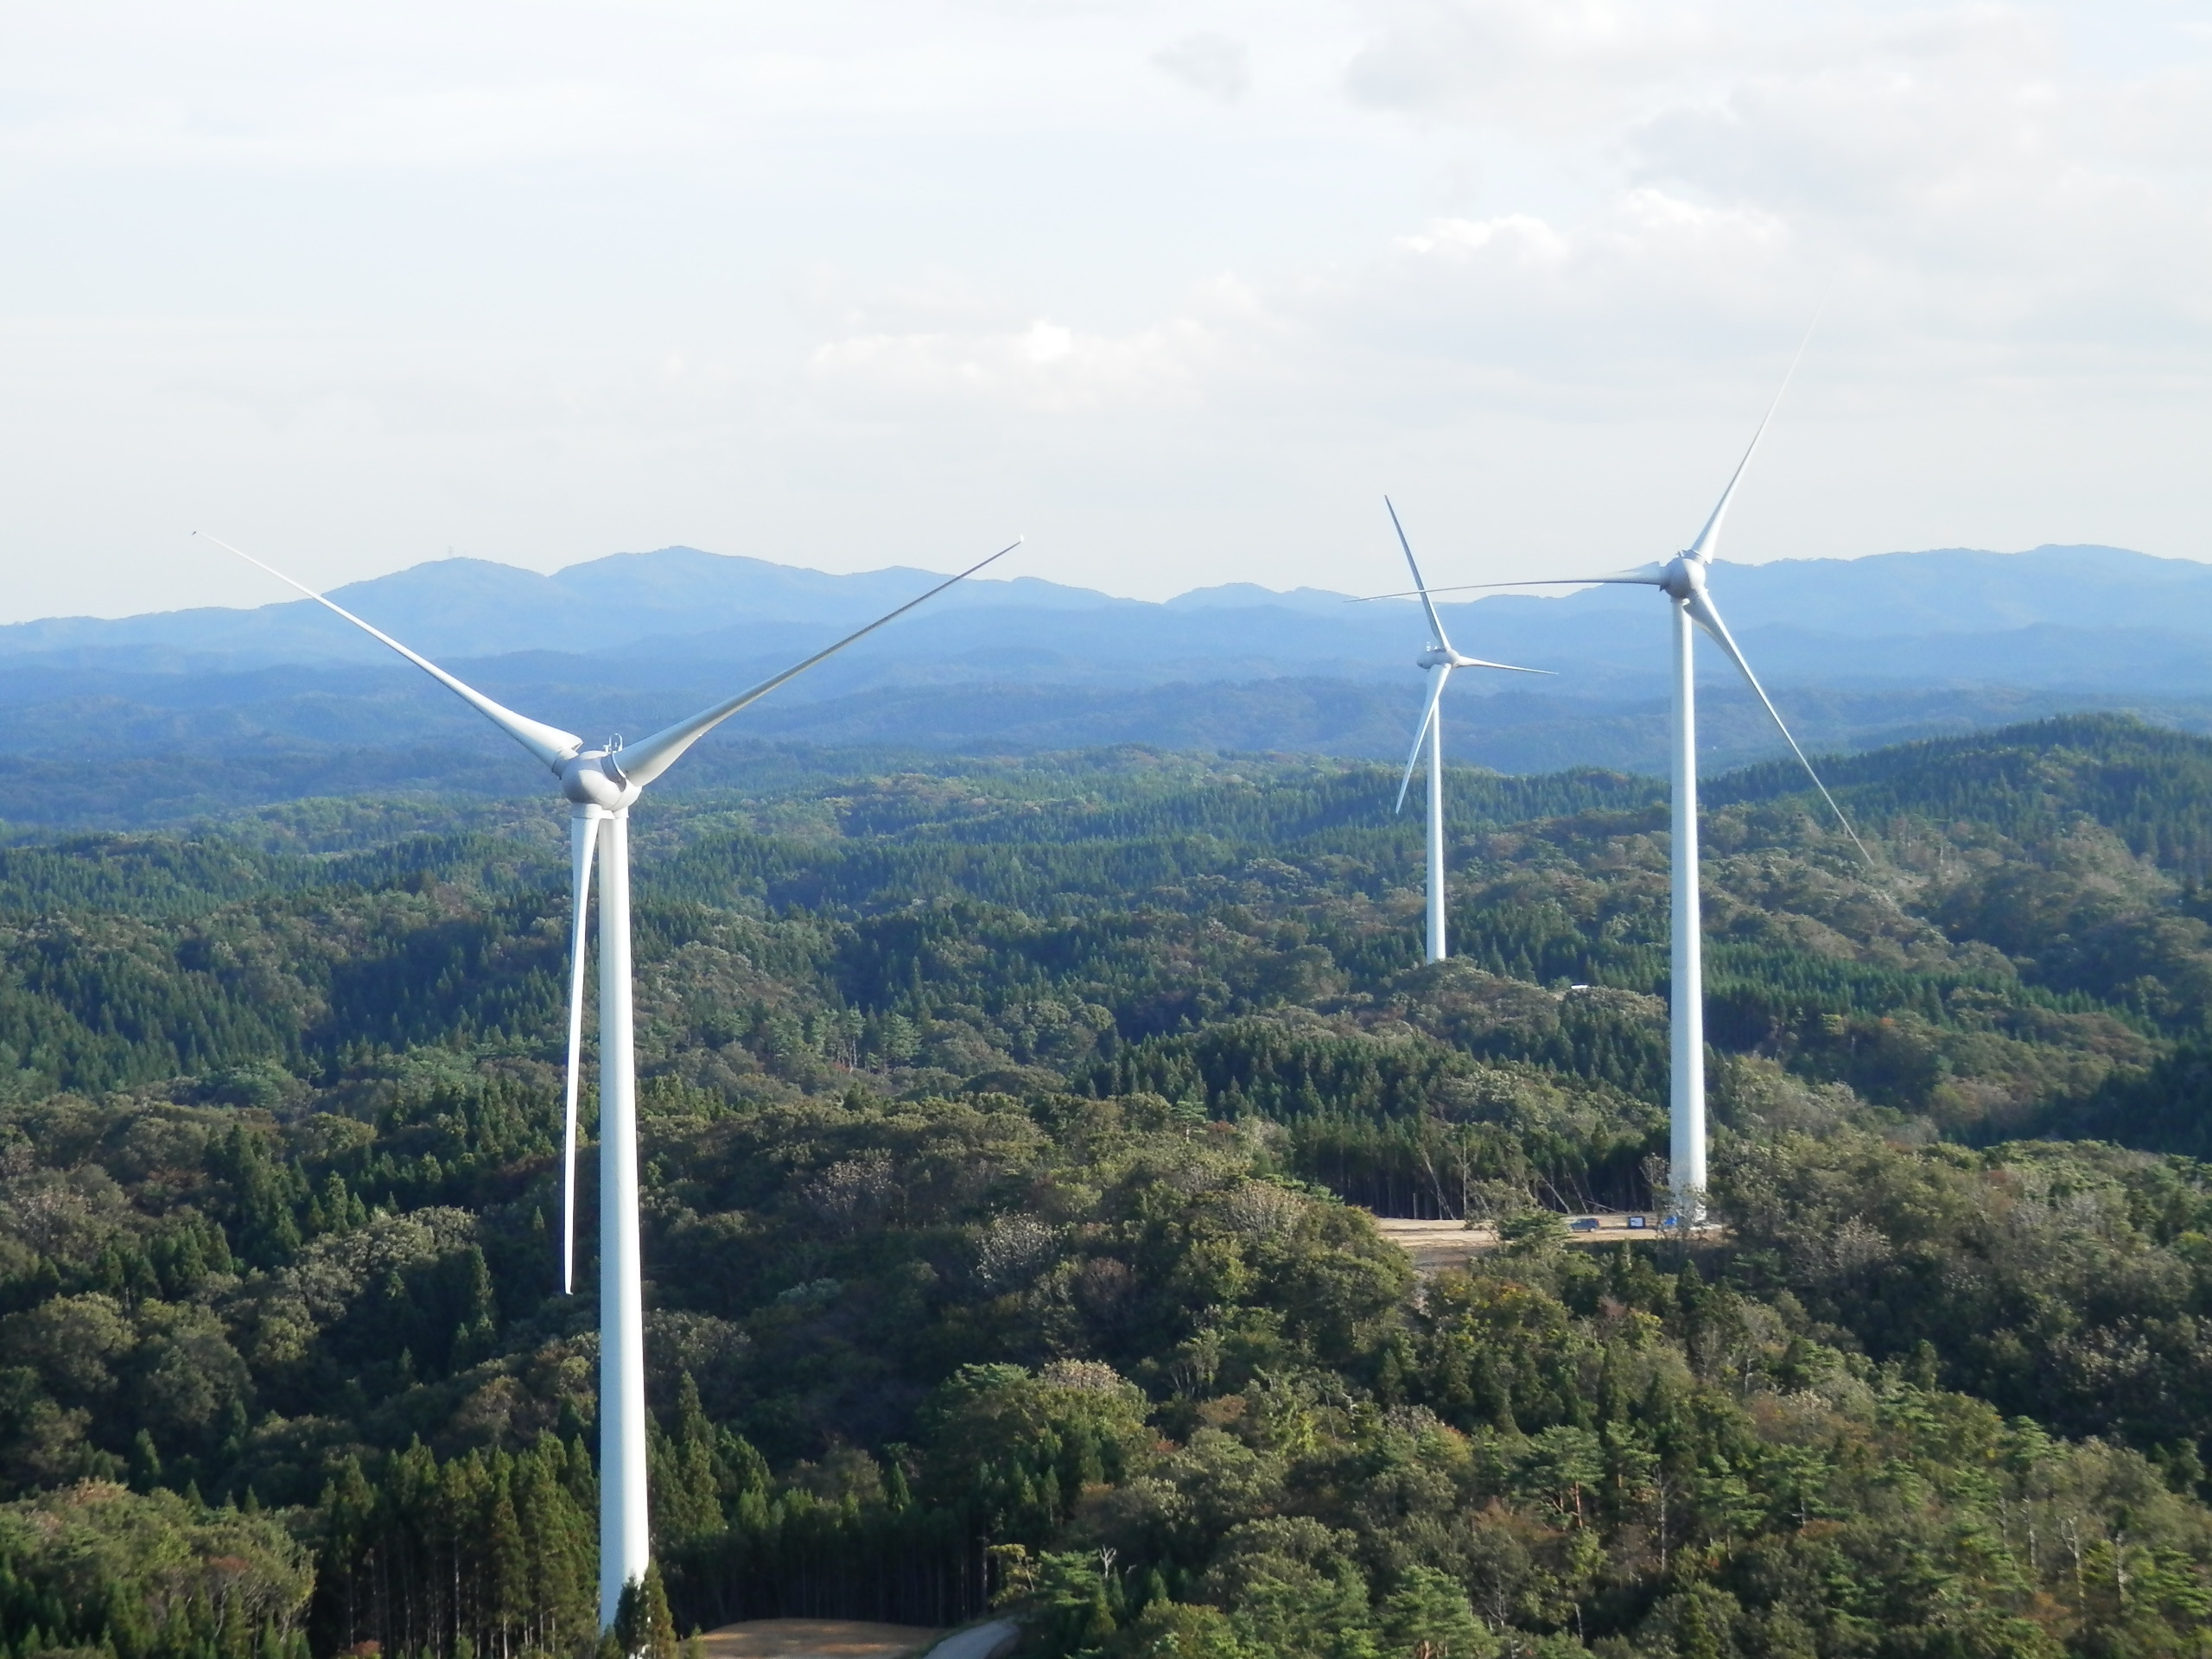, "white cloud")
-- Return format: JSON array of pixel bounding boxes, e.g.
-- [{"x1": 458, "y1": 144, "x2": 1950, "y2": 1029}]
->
[
  {"x1": 1392, "y1": 213, "x2": 1571, "y2": 264},
  {"x1": 1344, "y1": 0, "x2": 1722, "y2": 126},
  {"x1": 1152, "y1": 32, "x2": 1254, "y2": 103},
  {"x1": 1321, "y1": 2, "x2": 2212, "y2": 391},
  {"x1": 808, "y1": 278, "x2": 1267, "y2": 412},
  {"x1": 3, "y1": 1, "x2": 2212, "y2": 613}
]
